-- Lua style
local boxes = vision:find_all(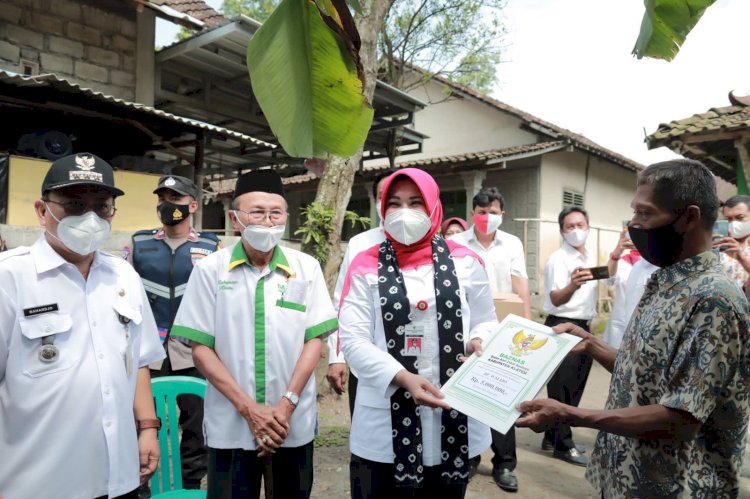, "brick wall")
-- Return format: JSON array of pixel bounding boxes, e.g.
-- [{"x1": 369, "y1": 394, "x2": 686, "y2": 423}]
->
[{"x1": 0, "y1": 0, "x2": 137, "y2": 100}]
